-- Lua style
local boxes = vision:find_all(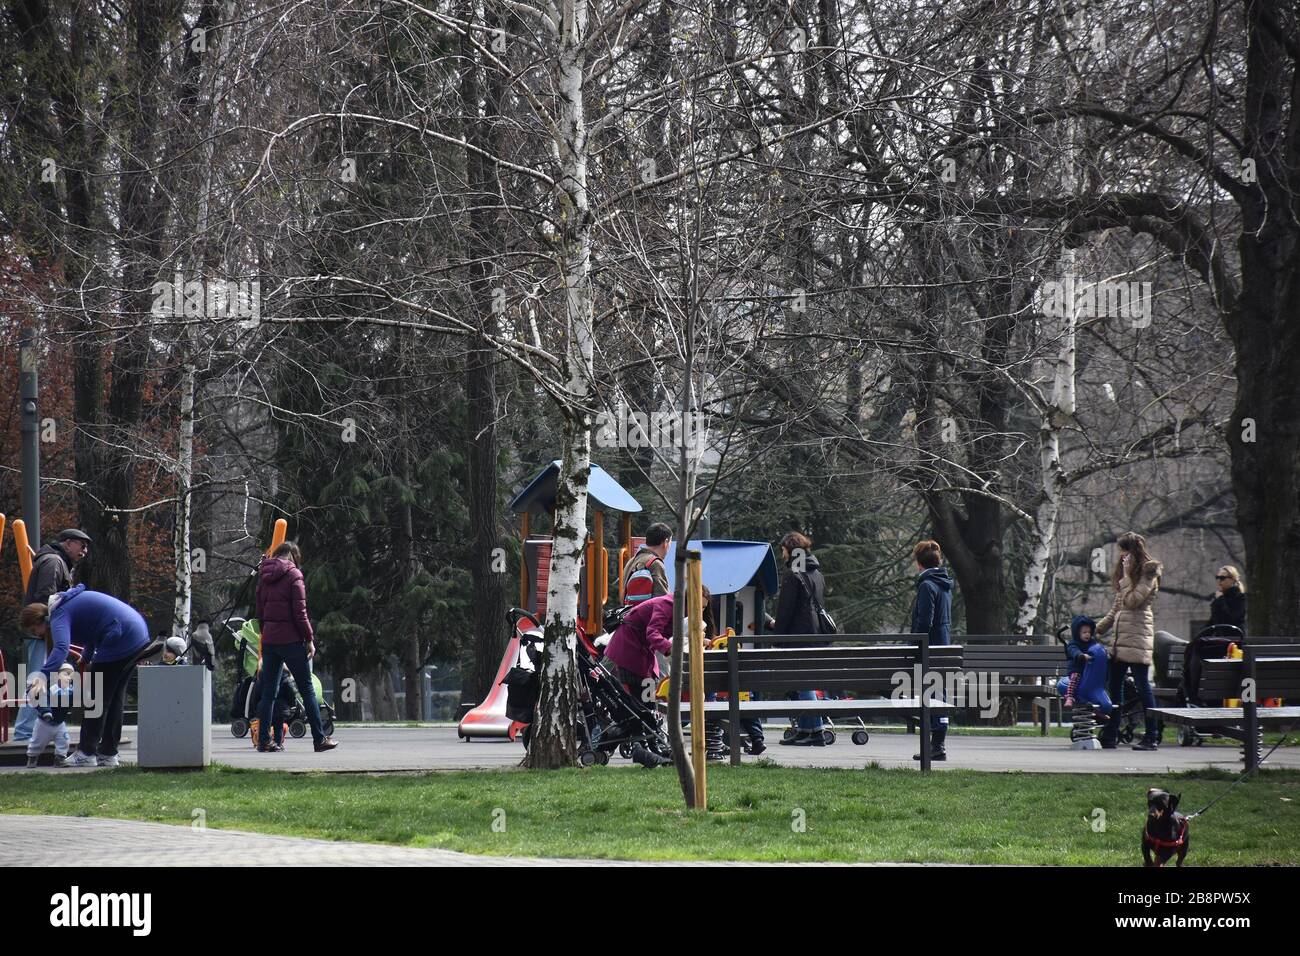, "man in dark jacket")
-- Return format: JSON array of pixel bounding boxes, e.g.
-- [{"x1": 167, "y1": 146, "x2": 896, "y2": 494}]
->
[
  {"x1": 622, "y1": 522, "x2": 672, "y2": 604},
  {"x1": 13, "y1": 529, "x2": 90, "y2": 742},
  {"x1": 911, "y1": 540, "x2": 954, "y2": 761},
  {"x1": 255, "y1": 541, "x2": 337, "y2": 753}
]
